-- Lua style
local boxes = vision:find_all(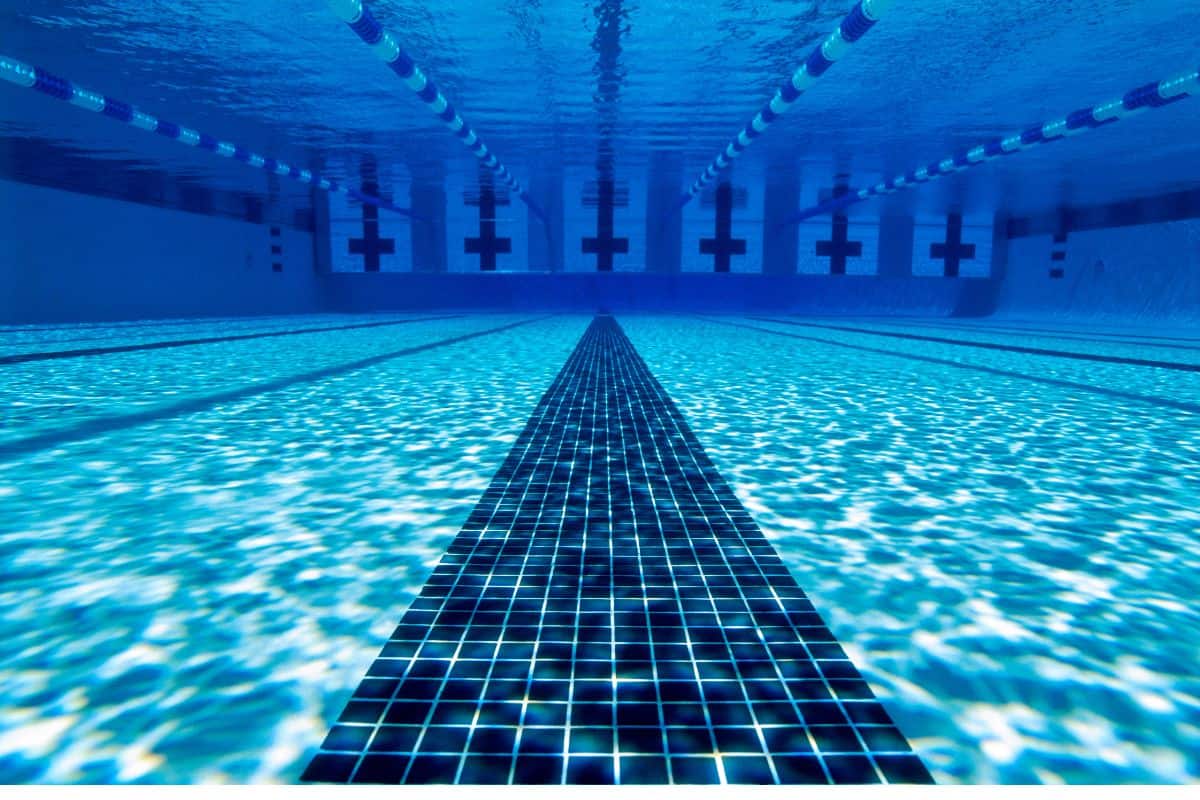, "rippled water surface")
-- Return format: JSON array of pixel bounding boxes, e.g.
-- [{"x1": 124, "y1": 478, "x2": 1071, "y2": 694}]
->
[{"x1": 2, "y1": 313, "x2": 1198, "y2": 784}]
